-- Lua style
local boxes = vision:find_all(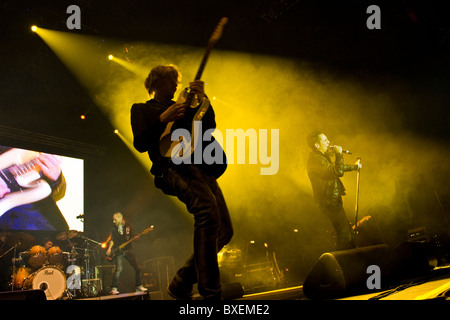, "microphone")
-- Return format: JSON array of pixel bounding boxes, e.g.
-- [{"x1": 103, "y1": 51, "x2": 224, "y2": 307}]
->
[{"x1": 329, "y1": 145, "x2": 352, "y2": 155}]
